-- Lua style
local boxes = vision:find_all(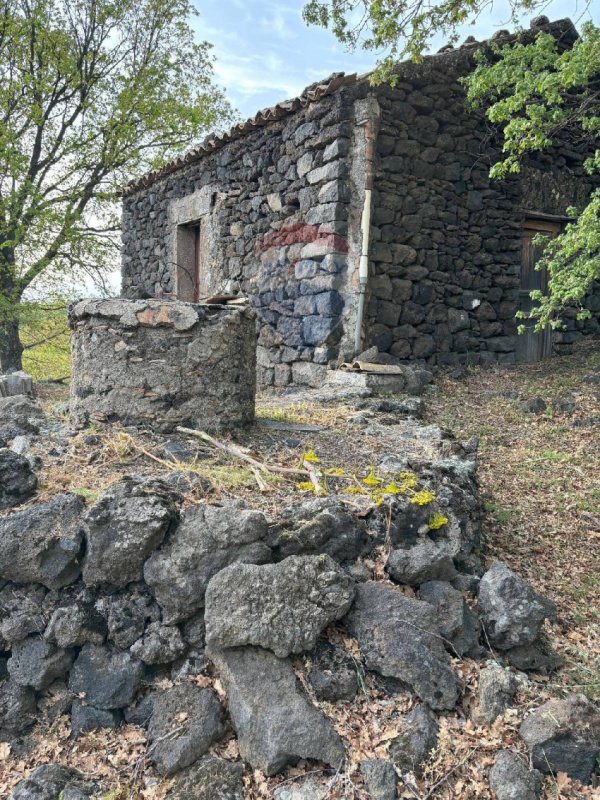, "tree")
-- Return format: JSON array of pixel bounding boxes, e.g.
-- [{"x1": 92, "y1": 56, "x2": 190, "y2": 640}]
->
[
  {"x1": 304, "y1": 1, "x2": 600, "y2": 330},
  {"x1": 0, "y1": 0, "x2": 232, "y2": 372}
]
